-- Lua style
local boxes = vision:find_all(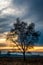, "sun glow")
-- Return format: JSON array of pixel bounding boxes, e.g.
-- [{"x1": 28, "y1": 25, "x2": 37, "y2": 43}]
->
[
  {"x1": 0, "y1": 38, "x2": 6, "y2": 43},
  {"x1": 0, "y1": 32, "x2": 43, "y2": 52}
]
